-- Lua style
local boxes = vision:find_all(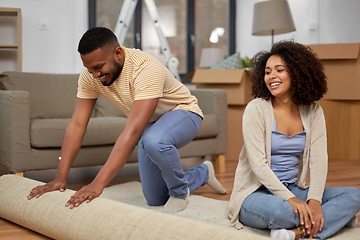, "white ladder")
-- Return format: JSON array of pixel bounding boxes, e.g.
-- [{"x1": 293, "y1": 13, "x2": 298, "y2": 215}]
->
[{"x1": 114, "y1": 0, "x2": 181, "y2": 81}]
